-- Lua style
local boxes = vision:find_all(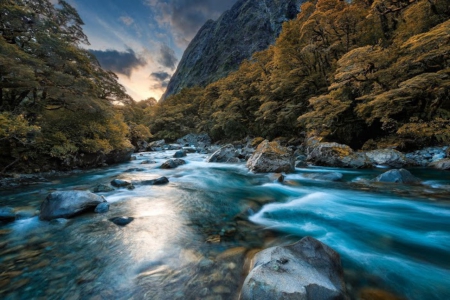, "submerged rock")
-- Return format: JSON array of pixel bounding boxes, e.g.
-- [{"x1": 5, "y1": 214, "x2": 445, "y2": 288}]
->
[
  {"x1": 207, "y1": 144, "x2": 238, "y2": 163},
  {"x1": 139, "y1": 177, "x2": 169, "y2": 185},
  {"x1": 110, "y1": 179, "x2": 133, "y2": 189},
  {"x1": 161, "y1": 159, "x2": 186, "y2": 169},
  {"x1": 39, "y1": 191, "x2": 106, "y2": 220},
  {"x1": 247, "y1": 140, "x2": 295, "y2": 173},
  {"x1": 373, "y1": 169, "x2": 420, "y2": 184},
  {"x1": 92, "y1": 184, "x2": 115, "y2": 193},
  {"x1": 241, "y1": 236, "x2": 347, "y2": 300},
  {"x1": 110, "y1": 216, "x2": 134, "y2": 226},
  {"x1": 0, "y1": 207, "x2": 16, "y2": 224},
  {"x1": 429, "y1": 158, "x2": 450, "y2": 170},
  {"x1": 304, "y1": 172, "x2": 344, "y2": 181},
  {"x1": 366, "y1": 149, "x2": 409, "y2": 168}
]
